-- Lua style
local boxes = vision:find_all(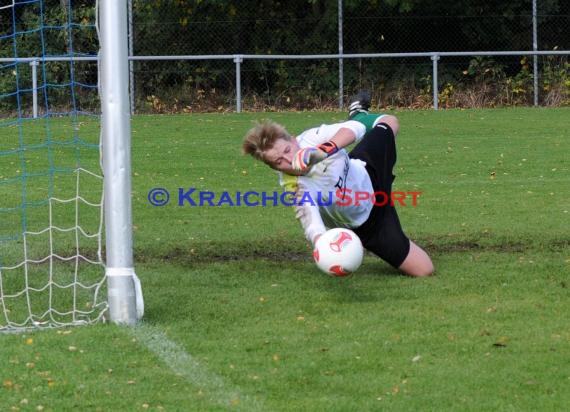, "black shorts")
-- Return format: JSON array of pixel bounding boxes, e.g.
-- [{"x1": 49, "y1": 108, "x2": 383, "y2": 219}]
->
[{"x1": 348, "y1": 123, "x2": 410, "y2": 268}]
